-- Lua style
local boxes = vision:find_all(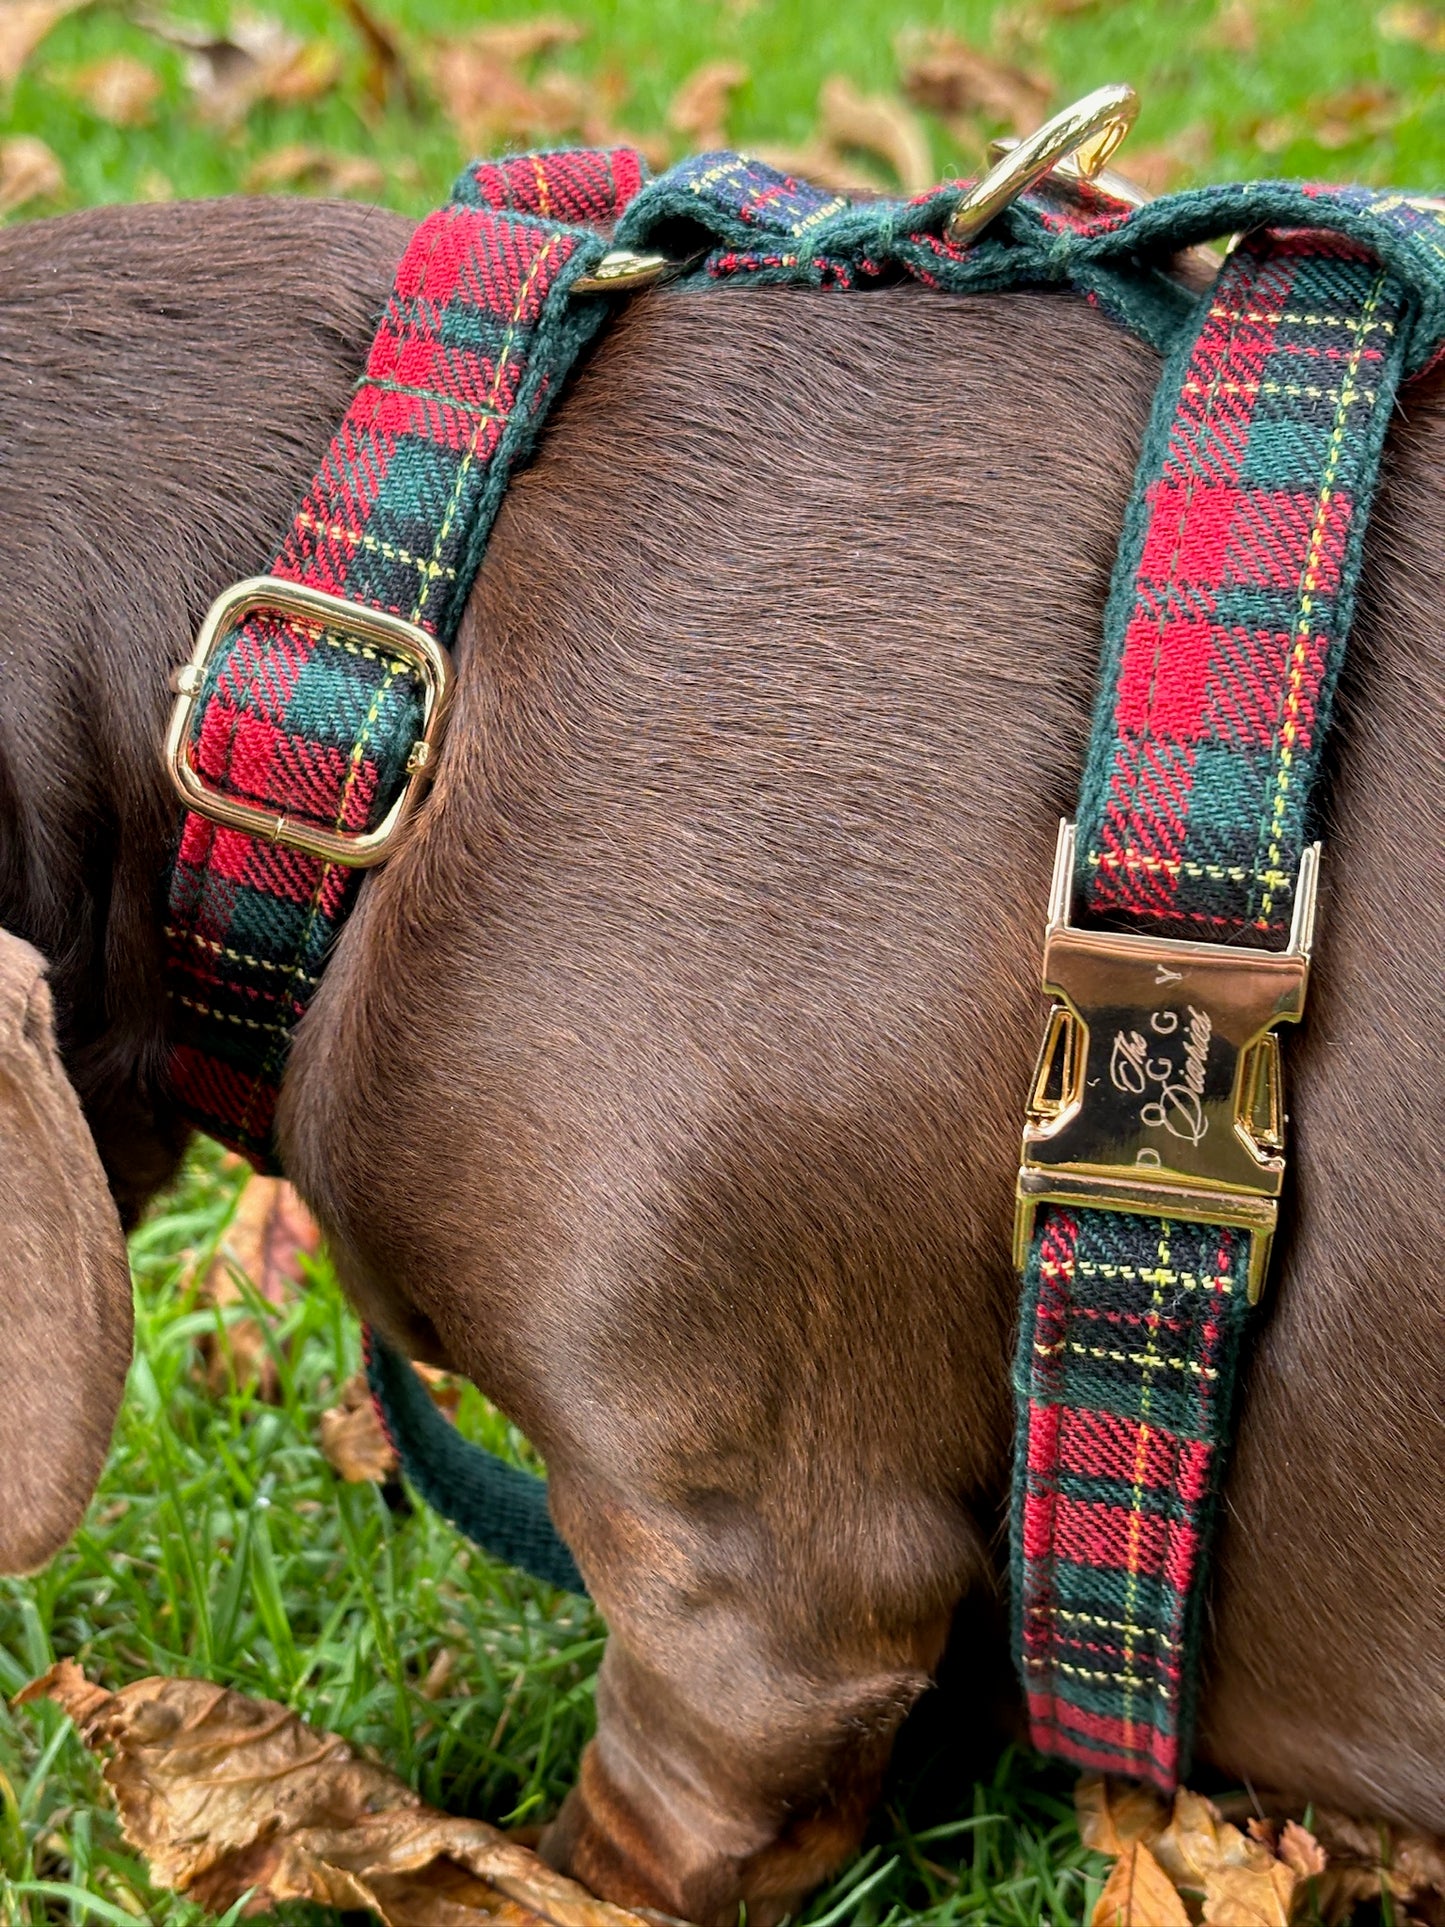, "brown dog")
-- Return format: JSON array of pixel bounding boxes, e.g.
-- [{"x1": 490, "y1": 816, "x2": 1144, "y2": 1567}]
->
[{"x1": 0, "y1": 197, "x2": 1440, "y2": 1926}]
